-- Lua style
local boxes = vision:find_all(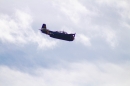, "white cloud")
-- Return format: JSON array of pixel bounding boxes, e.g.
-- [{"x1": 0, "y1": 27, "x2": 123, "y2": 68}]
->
[
  {"x1": 54, "y1": 0, "x2": 89, "y2": 24},
  {"x1": 76, "y1": 34, "x2": 91, "y2": 47},
  {"x1": 0, "y1": 9, "x2": 57, "y2": 49},
  {"x1": 0, "y1": 0, "x2": 130, "y2": 86},
  {"x1": 97, "y1": 0, "x2": 130, "y2": 19},
  {"x1": 0, "y1": 61, "x2": 130, "y2": 86},
  {"x1": 103, "y1": 28, "x2": 118, "y2": 48}
]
